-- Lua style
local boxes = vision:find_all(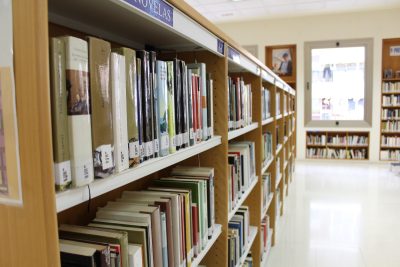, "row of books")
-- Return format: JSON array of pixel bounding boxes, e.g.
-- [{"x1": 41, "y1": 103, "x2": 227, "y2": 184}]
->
[
  {"x1": 260, "y1": 215, "x2": 272, "y2": 260},
  {"x1": 382, "y1": 95, "x2": 400, "y2": 106},
  {"x1": 275, "y1": 188, "x2": 281, "y2": 220},
  {"x1": 228, "y1": 76, "x2": 253, "y2": 131},
  {"x1": 381, "y1": 150, "x2": 400, "y2": 161},
  {"x1": 381, "y1": 136, "x2": 400, "y2": 147},
  {"x1": 50, "y1": 36, "x2": 214, "y2": 191},
  {"x1": 276, "y1": 93, "x2": 281, "y2": 116},
  {"x1": 307, "y1": 148, "x2": 367, "y2": 159},
  {"x1": 262, "y1": 173, "x2": 272, "y2": 213},
  {"x1": 276, "y1": 157, "x2": 281, "y2": 183},
  {"x1": 382, "y1": 108, "x2": 400, "y2": 119},
  {"x1": 347, "y1": 135, "x2": 368, "y2": 146},
  {"x1": 262, "y1": 132, "x2": 273, "y2": 167},
  {"x1": 261, "y1": 88, "x2": 271, "y2": 121},
  {"x1": 307, "y1": 134, "x2": 326, "y2": 145},
  {"x1": 59, "y1": 166, "x2": 215, "y2": 267},
  {"x1": 228, "y1": 142, "x2": 256, "y2": 212},
  {"x1": 382, "y1": 121, "x2": 400, "y2": 132},
  {"x1": 228, "y1": 206, "x2": 250, "y2": 267},
  {"x1": 283, "y1": 94, "x2": 288, "y2": 114},
  {"x1": 382, "y1": 82, "x2": 400, "y2": 92},
  {"x1": 306, "y1": 148, "x2": 327, "y2": 159},
  {"x1": 243, "y1": 254, "x2": 253, "y2": 267},
  {"x1": 327, "y1": 135, "x2": 347, "y2": 145}
]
